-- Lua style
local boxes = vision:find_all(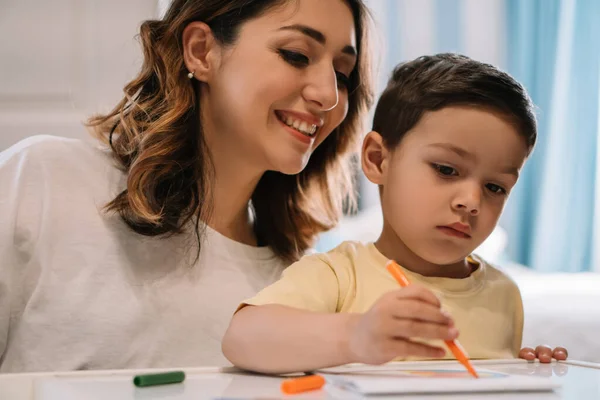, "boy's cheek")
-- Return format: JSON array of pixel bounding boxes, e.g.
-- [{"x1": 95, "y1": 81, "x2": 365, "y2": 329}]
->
[{"x1": 473, "y1": 216, "x2": 500, "y2": 246}]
